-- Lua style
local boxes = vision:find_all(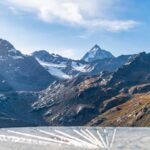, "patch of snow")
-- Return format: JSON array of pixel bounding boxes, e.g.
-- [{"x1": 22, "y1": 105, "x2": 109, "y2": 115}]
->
[
  {"x1": 100, "y1": 78, "x2": 107, "y2": 85},
  {"x1": 46, "y1": 66, "x2": 72, "y2": 79},
  {"x1": 36, "y1": 58, "x2": 71, "y2": 79},
  {"x1": 84, "y1": 57, "x2": 89, "y2": 62},
  {"x1": 2, "y1": 80, "x2": 6, "y2": 83},
  {"x1": 71, "y1": 61, "x2": 93, "y2": 72},
  {"x1": 14, "y1": 67, "x2": 20, "y2": 71},
  {"x1": 8, "y1": 48, "x2": 17, "y2": 53},
  {"x1": 36, "y1": 58, "x2": 66, "y2": 68},
  {"x1": 0, "y1": 94, "x2": 6, "y2": 100},
  {"x1": 88, "y1": 50, "x2": 111, "y2": 61},
  {"x1": 9, "y1": 55, "x2": 24, "y2": 60},
  {"x1": 0, "y1": 94, "x2": 5, "y2": 97},
  {"x1": 124, "y1": 60, "x2": 132, "y2": 66},
  {"x1": 91, "y1": 46, "x2": 100, "y2": 52},
  {"x1": 9, "y1": 64, "x2": 12, "y2": 67},
  {"x1": 0, "y1": 56, "x2": 6, "y2": 61}
]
